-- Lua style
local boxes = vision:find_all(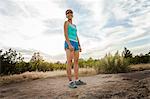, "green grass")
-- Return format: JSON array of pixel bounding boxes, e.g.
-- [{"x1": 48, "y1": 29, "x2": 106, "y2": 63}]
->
[{"x1": 94, "y1": 52, "x2": 130, "y2": 74}]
